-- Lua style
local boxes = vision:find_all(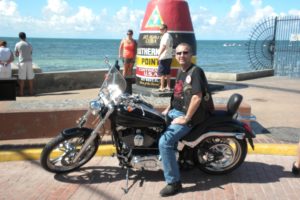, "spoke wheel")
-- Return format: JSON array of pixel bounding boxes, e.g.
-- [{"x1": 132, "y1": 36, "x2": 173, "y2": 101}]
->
[
  {"x1": 40, "y1": 133, "x2": 99, "y2": 173},
  {"x1": 194, "y1": 137, "x2": 247, "y2": 175}
]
